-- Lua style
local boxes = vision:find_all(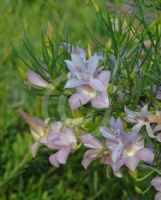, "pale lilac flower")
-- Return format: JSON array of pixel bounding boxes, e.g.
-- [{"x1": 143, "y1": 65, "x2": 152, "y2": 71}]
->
[
  {"x1": 65, "y1": 52, "x2": 110, "y2": 109},
  {"x1": 80, "y1": 134, "x2": 107, "y2": 169},
  {"x1": 17, "y1": 110, "x2": 50, "y2": 157},
  {"x1": 151, "y1": 177, "x2": 161, "y2": 200},
  {"x1": 100, "y1": 117, "x2": 154, "y2": 176},
  {"x1": 124, "y1": 105, "x2": 155, "y2": 138},
  {"x1": 156, "y1": 86, "x2": 161, "y2": 100},
  {"x1": 27, "y1": 70, "x2": 49, "y2": 88},
  {"x1": 47, "y1": 122, "x2": 77, "y2": 167}
]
